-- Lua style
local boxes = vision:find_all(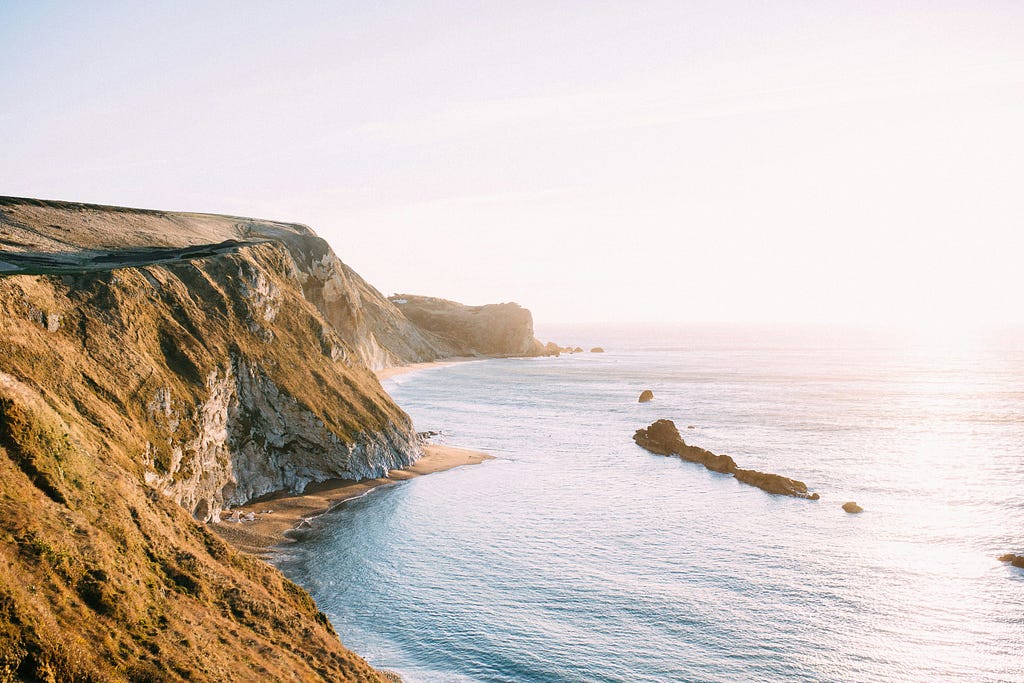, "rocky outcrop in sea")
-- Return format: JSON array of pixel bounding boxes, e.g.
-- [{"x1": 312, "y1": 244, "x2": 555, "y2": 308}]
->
[
  {"x1": 999, "y1": 553, "x2": 1024, "y2": 568},
  {"x1": 633, "y1": 419, "x2": 819, "y2": 499}
]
